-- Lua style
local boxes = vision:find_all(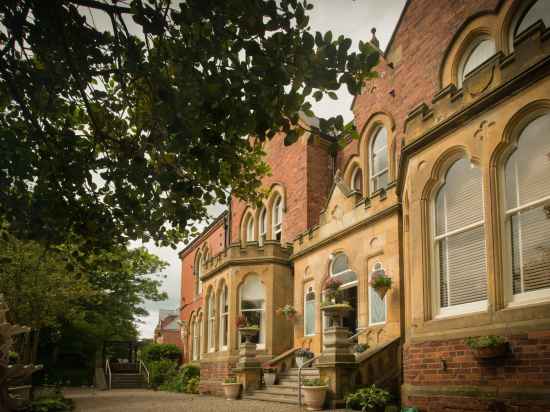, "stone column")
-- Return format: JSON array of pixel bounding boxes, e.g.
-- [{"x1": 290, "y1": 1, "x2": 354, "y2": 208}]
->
[{"x1": 233, "y1": 341, "x2": 261, "y2": 393}]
